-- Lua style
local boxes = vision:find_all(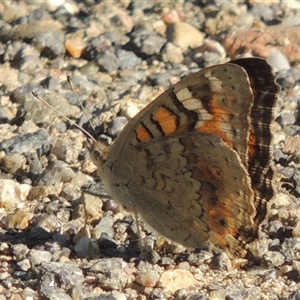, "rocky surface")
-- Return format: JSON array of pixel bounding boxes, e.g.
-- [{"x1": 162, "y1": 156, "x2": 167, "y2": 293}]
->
[{"x1": 0, "y1": 1, "x2": 300, "y2": 299}]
